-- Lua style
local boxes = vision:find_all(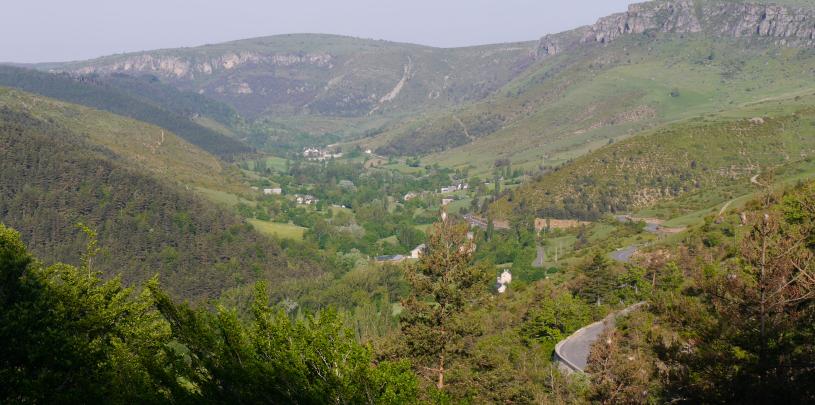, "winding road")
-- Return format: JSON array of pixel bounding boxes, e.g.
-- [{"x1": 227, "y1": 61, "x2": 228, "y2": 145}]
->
[
  {"x1": 554, "y1": 302, "x2": 646, "y2": 373},
  {"x1": 610, "y1": 245, "x2": 638, "y2": 263}
]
